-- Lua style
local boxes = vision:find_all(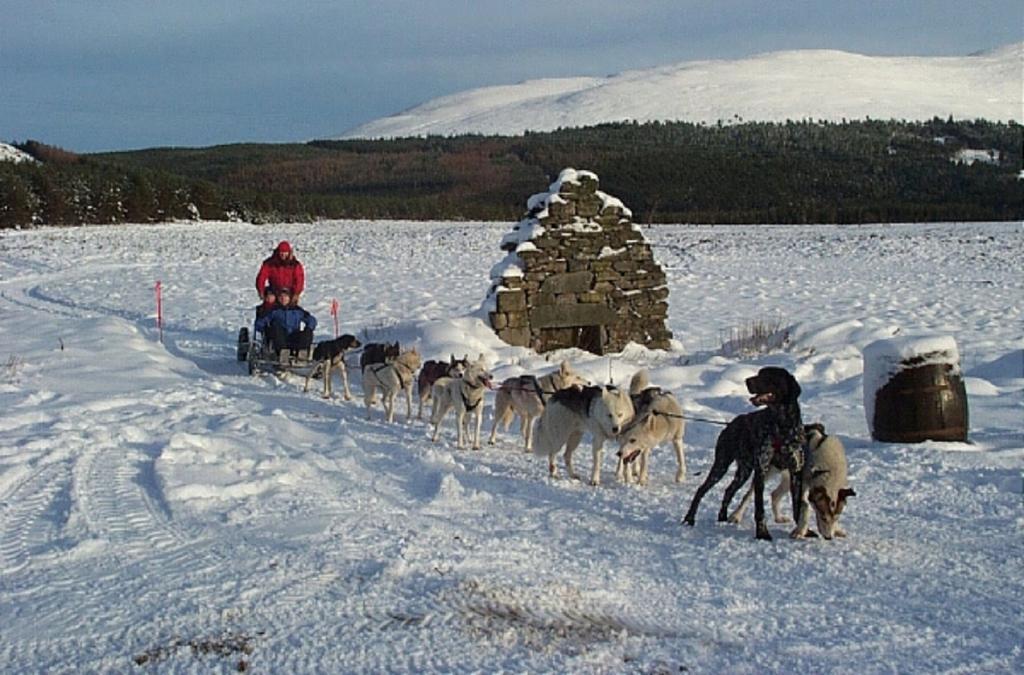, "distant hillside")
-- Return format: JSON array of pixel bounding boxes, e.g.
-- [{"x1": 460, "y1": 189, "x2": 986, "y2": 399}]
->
[
  {"x1": 2, "y1": 118, "x2": 1021, "y2": 227},
  {"x1": 341, "y1": 44, "x2": 1023, "y2": 139},
  {"x1": 1, "y1": 142, "x2": 38, "y2": 164}
]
